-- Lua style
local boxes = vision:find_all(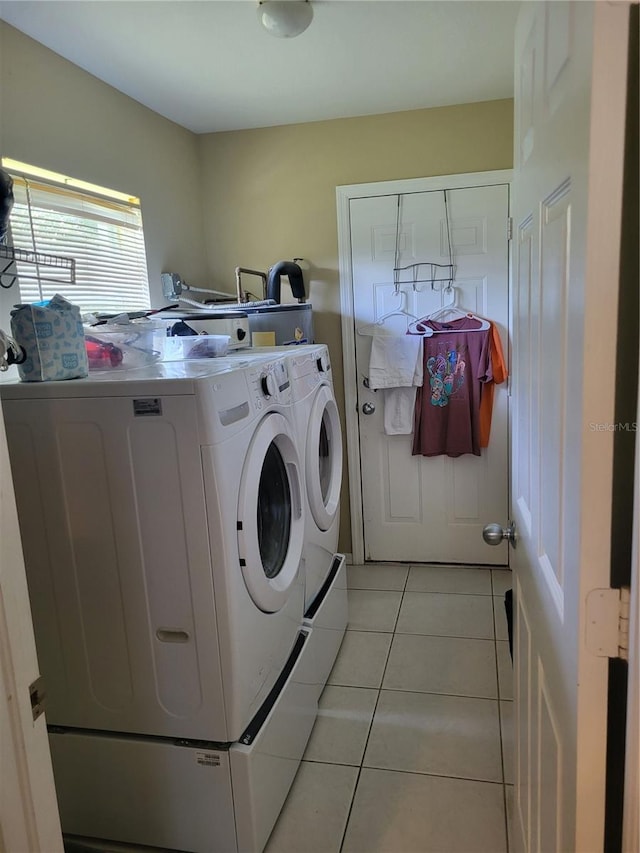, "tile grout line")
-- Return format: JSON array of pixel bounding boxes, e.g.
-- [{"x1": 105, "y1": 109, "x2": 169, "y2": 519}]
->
[
  {"x1": 339, "y1": 567, "x2": 511, "y2": 852},
  {"x1": 338, "y1": 566, "x2": 410, "y2": 853}
]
